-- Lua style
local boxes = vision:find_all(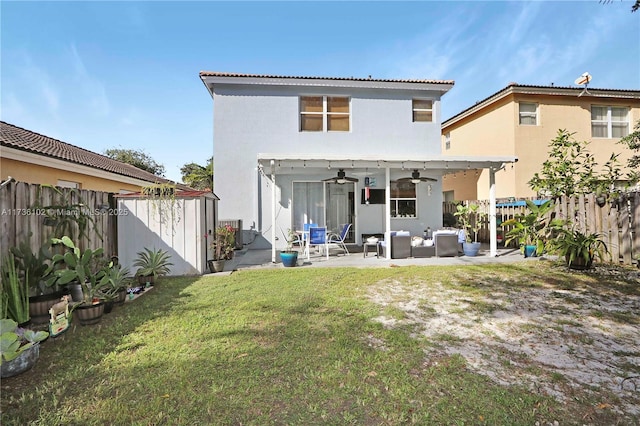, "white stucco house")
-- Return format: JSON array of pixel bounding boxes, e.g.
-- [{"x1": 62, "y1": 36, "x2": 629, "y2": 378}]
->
[{"x1": 199, "y1": 72, "x2": 517, "y2": 261}]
